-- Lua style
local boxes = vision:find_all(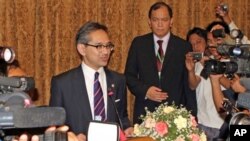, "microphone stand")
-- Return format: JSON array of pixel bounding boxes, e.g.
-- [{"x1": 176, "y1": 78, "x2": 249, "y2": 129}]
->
[{"x1": 108, "y1": 85, "x2": 124, "y2": 130}]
